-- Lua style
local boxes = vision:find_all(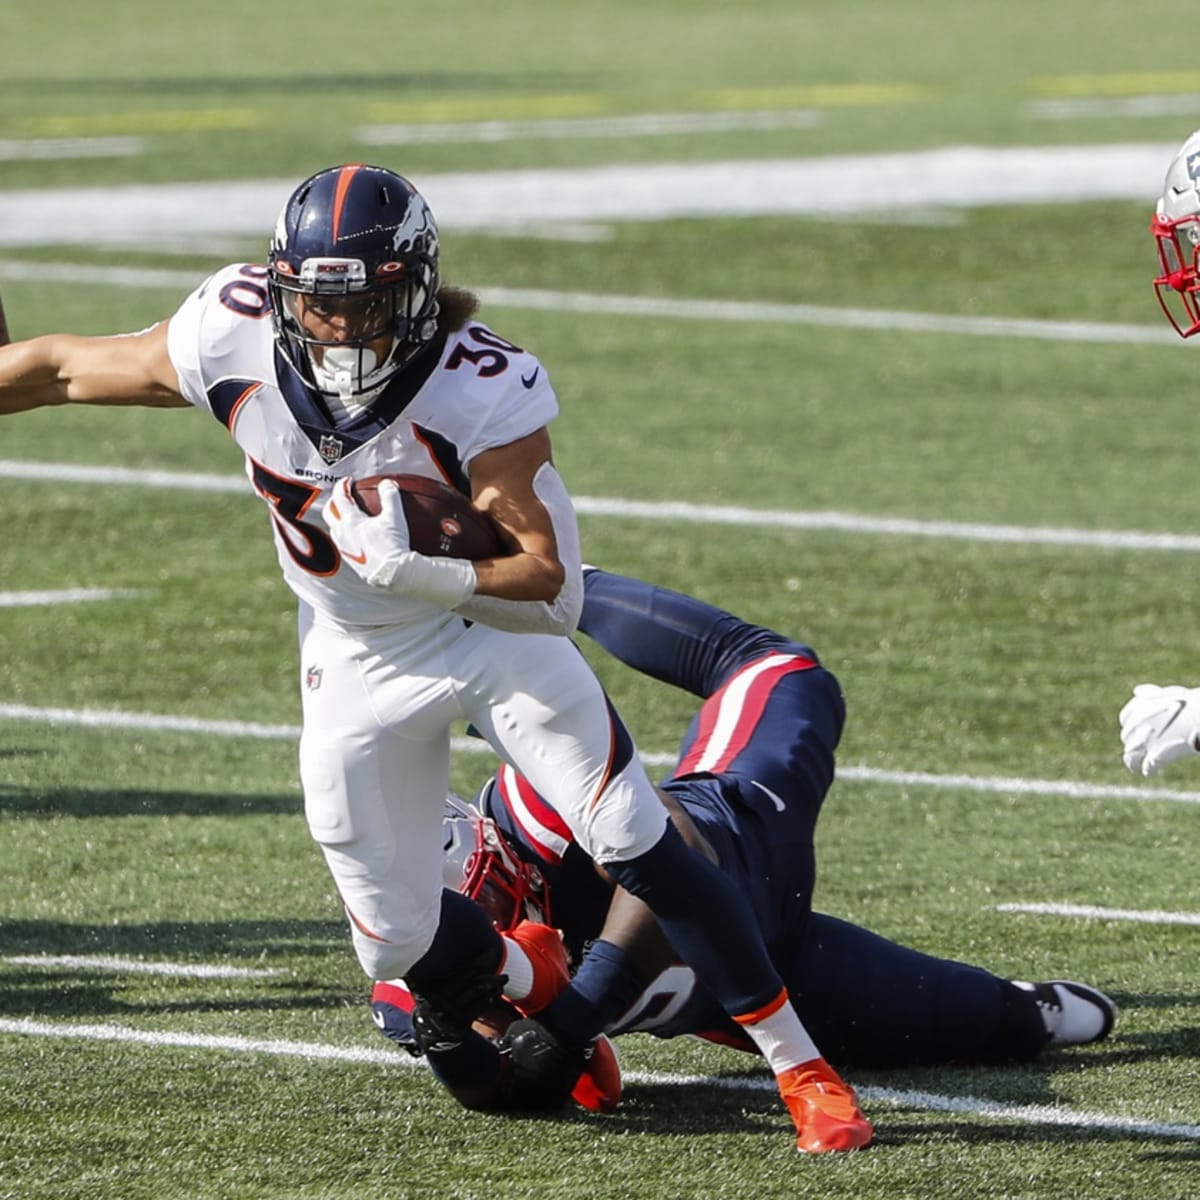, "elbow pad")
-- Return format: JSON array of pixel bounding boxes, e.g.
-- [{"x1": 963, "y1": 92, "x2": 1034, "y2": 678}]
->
[{"x1": 453, "y1": 462, "x2": 583, "y2": 636}]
